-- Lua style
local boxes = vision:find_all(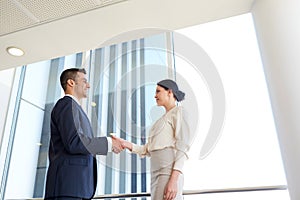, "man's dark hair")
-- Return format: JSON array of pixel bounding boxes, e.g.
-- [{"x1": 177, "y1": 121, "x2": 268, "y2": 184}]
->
[{"x1": 60, "y1": 68, "x2": 86, "y2": 91}]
